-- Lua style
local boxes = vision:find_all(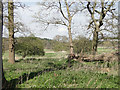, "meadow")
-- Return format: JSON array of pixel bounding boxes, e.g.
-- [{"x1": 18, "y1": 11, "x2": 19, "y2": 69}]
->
[{"x1": 2, "y1": 48, "x2": 119, "y2": 88}]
